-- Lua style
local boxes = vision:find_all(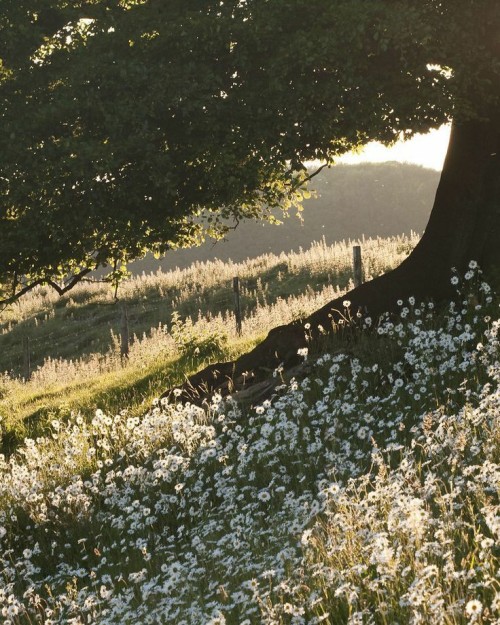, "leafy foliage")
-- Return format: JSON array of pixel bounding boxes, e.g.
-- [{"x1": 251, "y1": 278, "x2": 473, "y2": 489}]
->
[
  {"x1": 1, "y1": 1, "x2": 499, "y2": 301},
  {"x1": 170, "y1": 311, "x2": 228, "y2": 364}
]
